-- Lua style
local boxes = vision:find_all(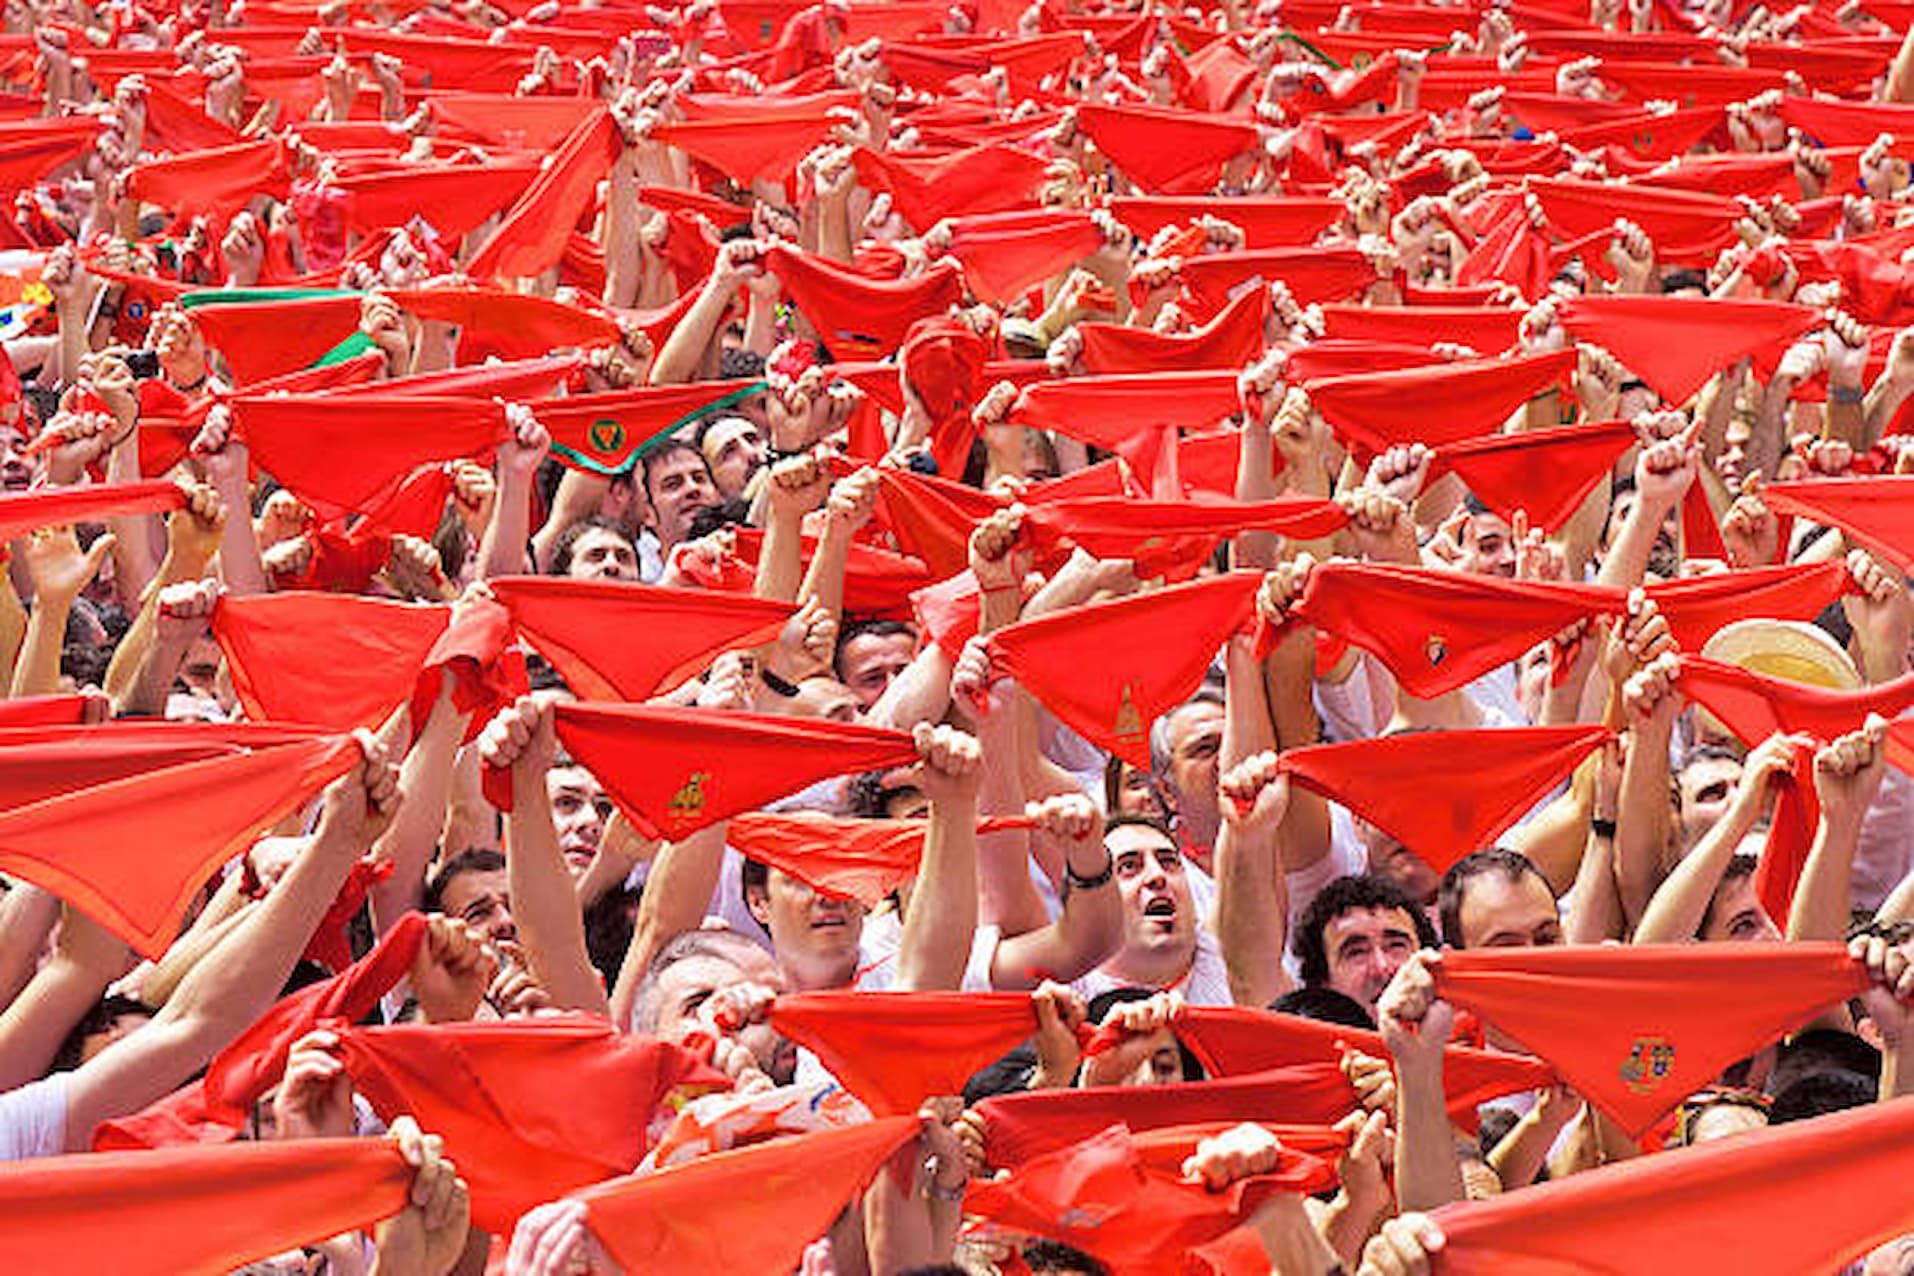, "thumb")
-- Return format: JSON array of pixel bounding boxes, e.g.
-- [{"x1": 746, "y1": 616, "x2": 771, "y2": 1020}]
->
[{"x1": 81, "y1": 533, "x2": 116, "y2": 576}]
